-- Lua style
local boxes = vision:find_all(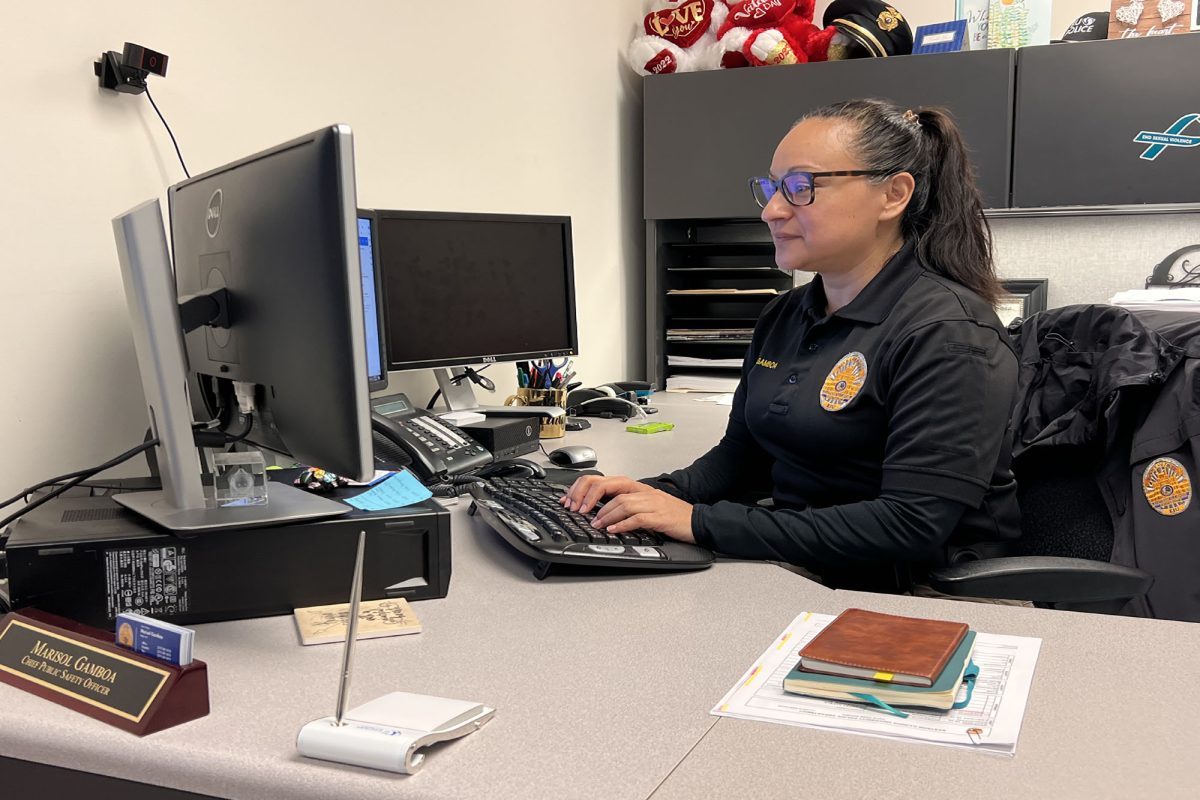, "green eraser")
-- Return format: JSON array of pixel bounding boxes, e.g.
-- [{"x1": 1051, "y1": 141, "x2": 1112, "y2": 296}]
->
[{"x1": 626, "y1": 422, "x2": 675, "y2": 434}]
